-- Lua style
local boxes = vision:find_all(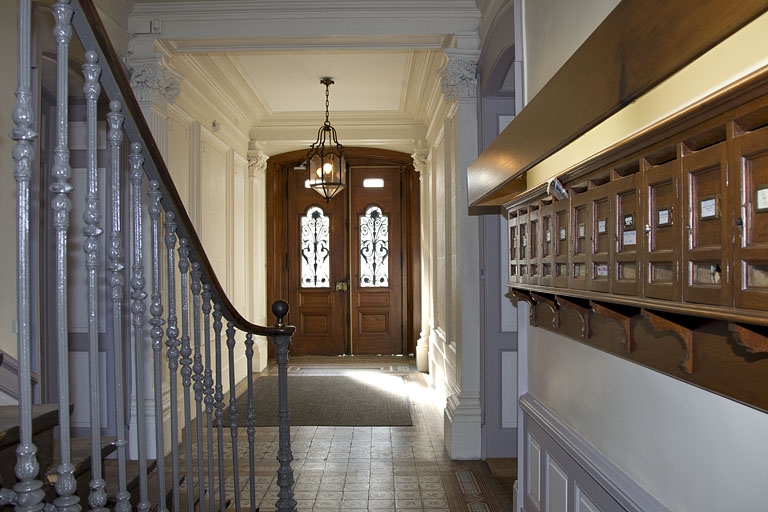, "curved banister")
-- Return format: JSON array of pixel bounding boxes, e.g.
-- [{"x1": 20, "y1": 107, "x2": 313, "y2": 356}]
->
[{"x1": 71, "y1": 0, "x2": 292, "y2": 337}]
